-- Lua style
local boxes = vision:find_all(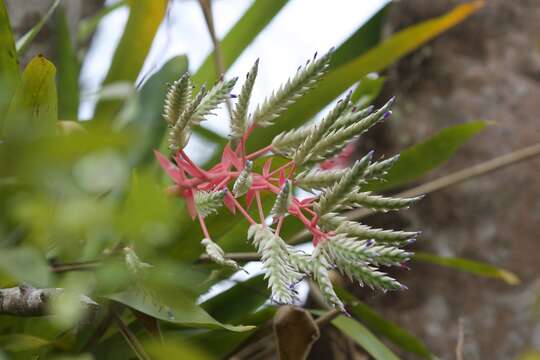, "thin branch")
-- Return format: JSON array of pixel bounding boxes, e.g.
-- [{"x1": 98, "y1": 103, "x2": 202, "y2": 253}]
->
[
  {"x1": 51, "y1": 260, "x2": 101, "y2": 273},
  {"x1": 456, "y1": 317, "x2": 465, "y2": 360},
  {"x1": 289, "y1": 142, "x2": 540, "y2": 245},
  {"x1": 197, "y1": 0, "x2": 233, "y2": 118},
  {"x1": 0, "y1": 285, "x2": 98, "y2": 317}
]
